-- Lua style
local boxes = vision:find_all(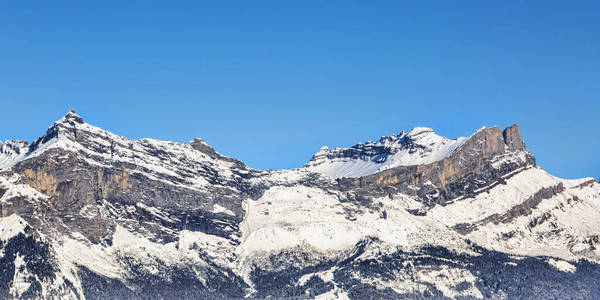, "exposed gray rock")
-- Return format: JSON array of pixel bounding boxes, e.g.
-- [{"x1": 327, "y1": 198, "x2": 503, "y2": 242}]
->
[{"x1": 336, "y1": 126, "x2": 536, "y2": 206}]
